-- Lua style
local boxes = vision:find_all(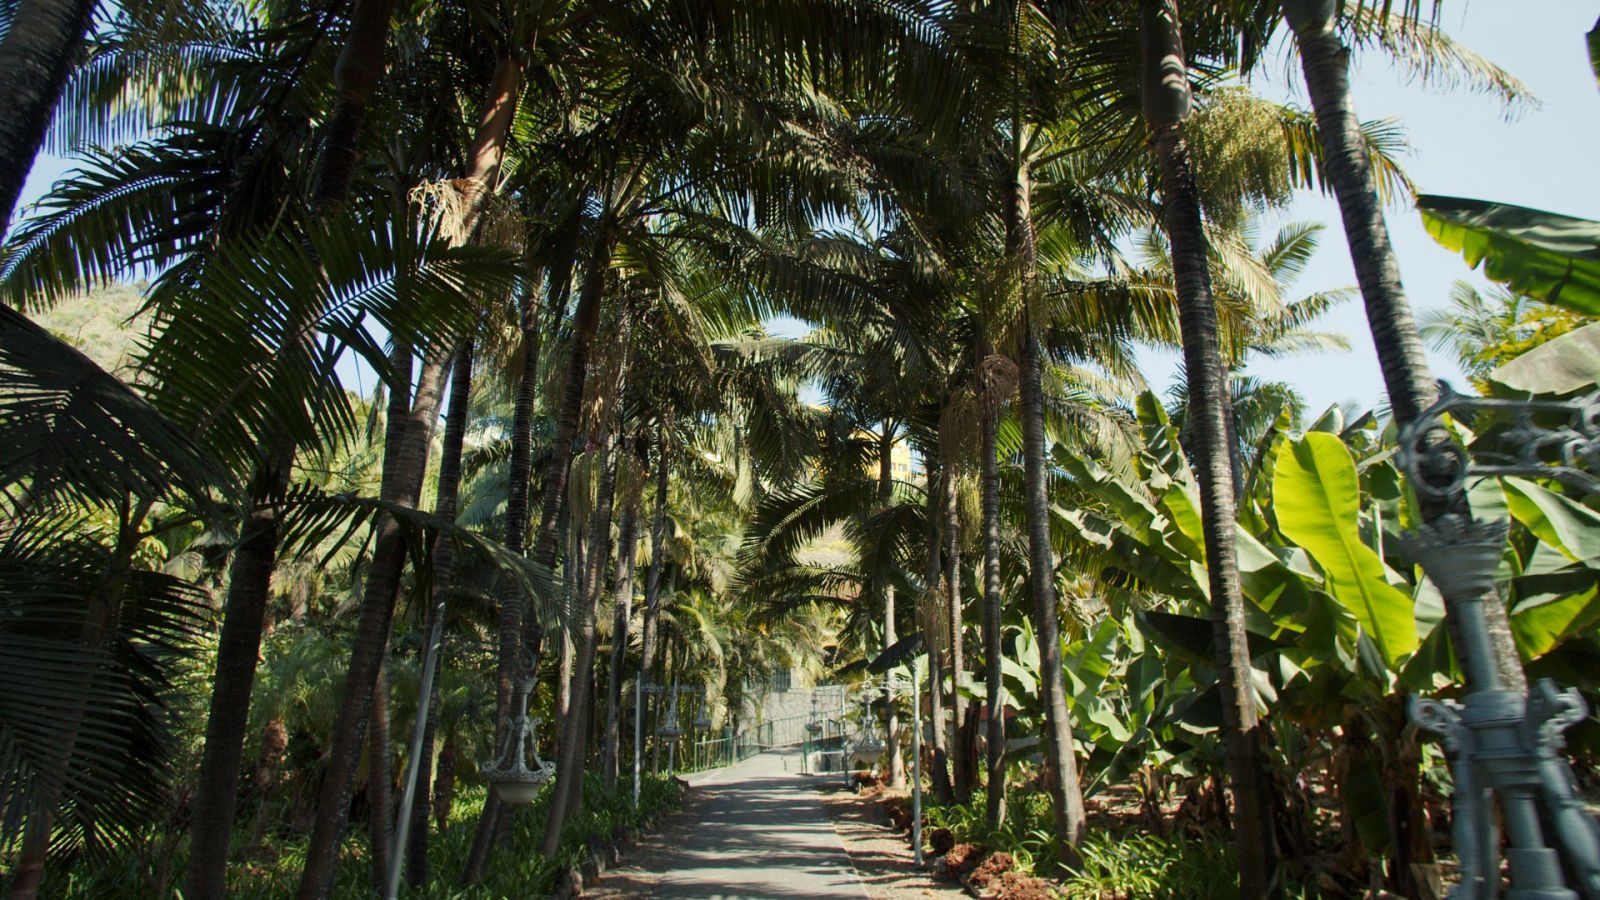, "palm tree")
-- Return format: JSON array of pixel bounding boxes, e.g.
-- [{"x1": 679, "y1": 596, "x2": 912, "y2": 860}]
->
[
  {"x1": 1139, "y1": 2, "x2": 1280, "y2": 895},
  {"x1": 1418, "y1": 281, "x2": 1586, "y2": 388},
  {"x1": 1275, "y1": 0, "x2": 1533, "y2": 694},
  {"x1": 0, "y1": 0, "x2": 98, "y2": 239},
  {"x1": 540, "y1": 309, "x2": 633, "y2": 855},
  {"x1": 295, "y1": 29, "x2": 533, "y2": 899}
]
